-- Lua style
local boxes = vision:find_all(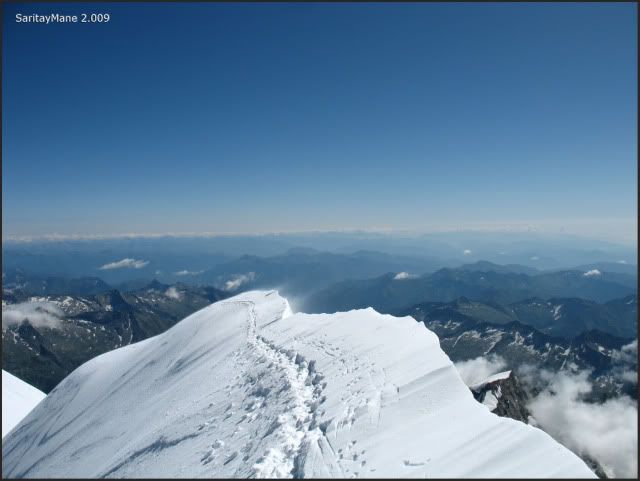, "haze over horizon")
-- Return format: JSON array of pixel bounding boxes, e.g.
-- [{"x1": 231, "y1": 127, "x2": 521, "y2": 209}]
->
[{"x1": 2, "y1": 220, "x2": 637, "y2": 247}]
